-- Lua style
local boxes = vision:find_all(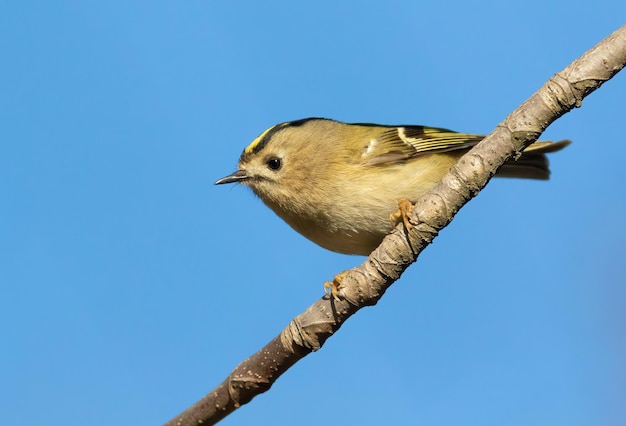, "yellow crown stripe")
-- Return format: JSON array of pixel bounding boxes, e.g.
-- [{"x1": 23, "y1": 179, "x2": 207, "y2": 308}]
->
[
  {"x1": 244, "y1": 122, "x2": 294, "y2": 155},
  {"x1": 245, "y1": 126, "x2": 276, "y2": 154}
]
